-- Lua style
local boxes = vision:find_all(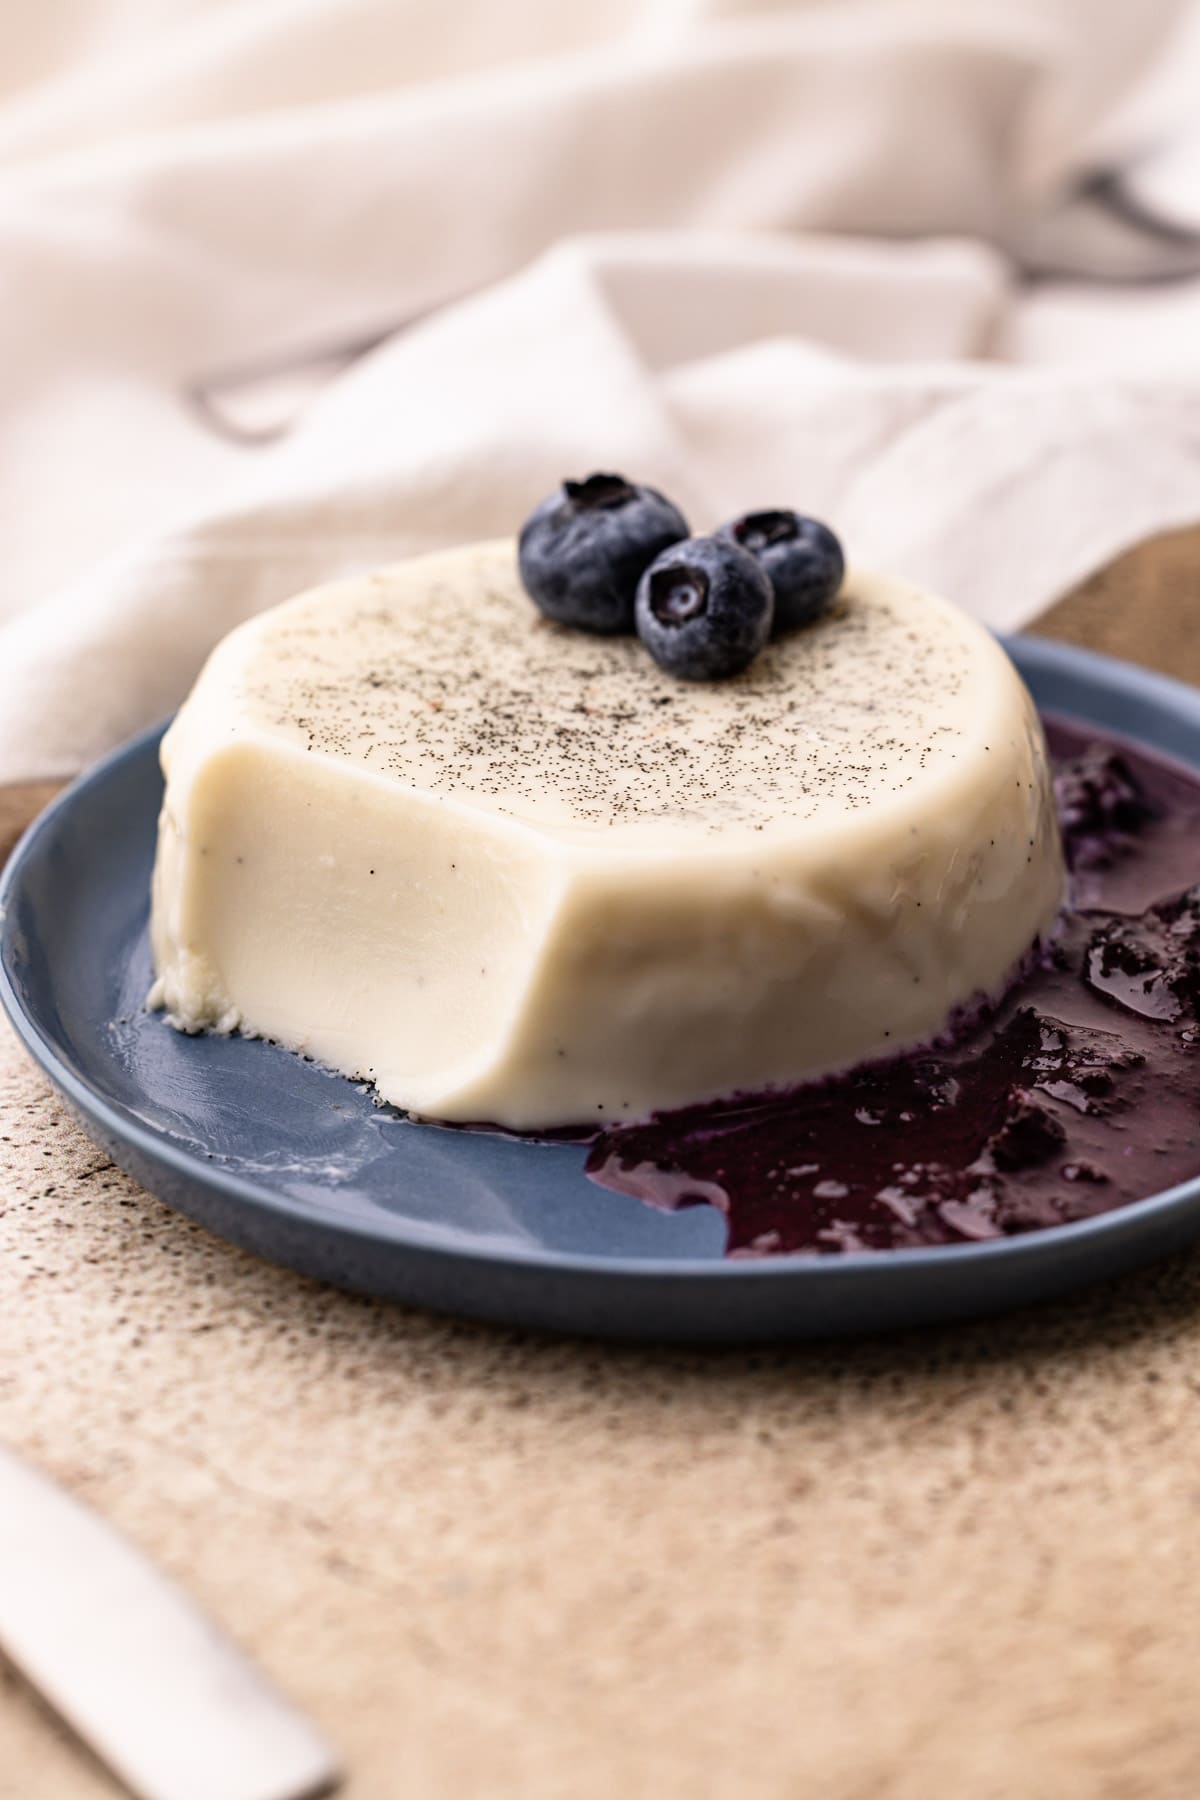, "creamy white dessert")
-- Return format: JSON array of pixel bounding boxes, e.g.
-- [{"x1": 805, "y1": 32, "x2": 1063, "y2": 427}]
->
[{"x1": 149, "y1": 541, "x2": 1064, "y2": 1129}]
